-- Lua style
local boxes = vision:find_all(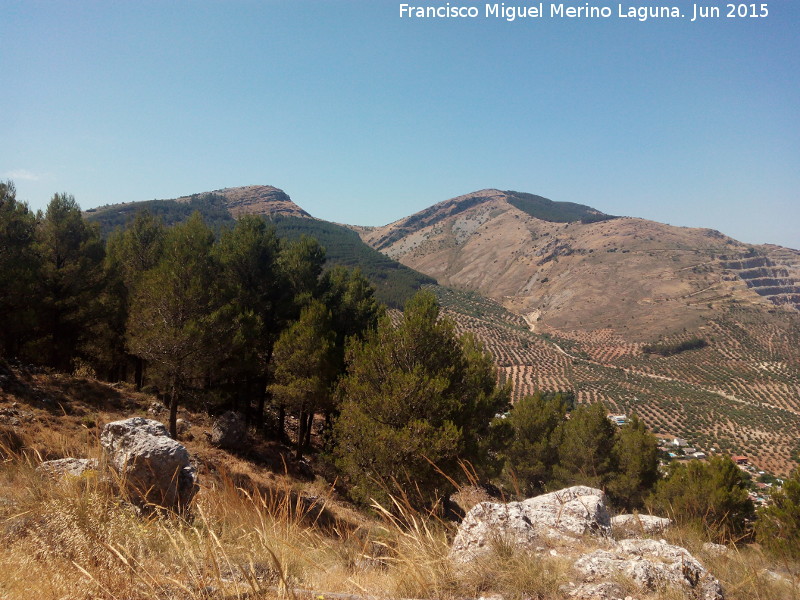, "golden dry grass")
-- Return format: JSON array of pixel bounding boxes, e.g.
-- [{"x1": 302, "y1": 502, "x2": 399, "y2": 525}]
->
[{"x1": 0, "y1": 370, "x2": 797, "y2": 600}]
